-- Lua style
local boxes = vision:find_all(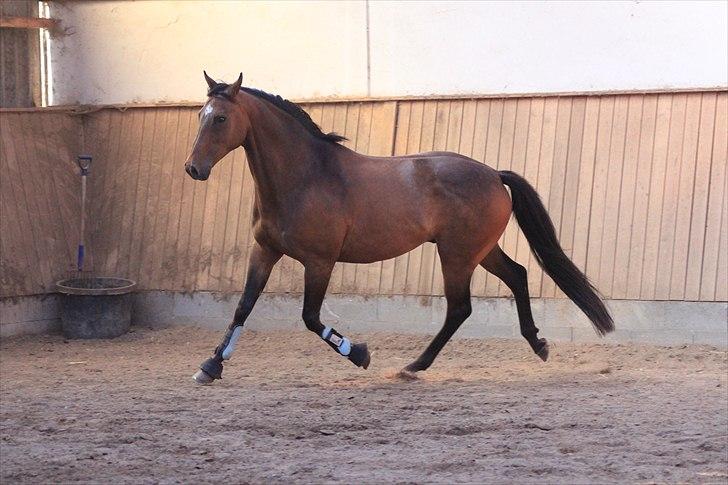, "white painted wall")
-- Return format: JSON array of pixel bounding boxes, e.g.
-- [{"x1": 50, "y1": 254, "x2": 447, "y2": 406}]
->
[
  {"x1": 369, "y1": 1, "x2": 728, "y2": 96},
  {"x1": 49, "y1": 1, "x2": 368, "y2": 104},
  {"x1": 49, "y1": 0, "x2": 727, "y2": 105}
]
